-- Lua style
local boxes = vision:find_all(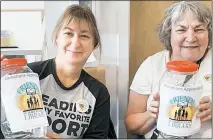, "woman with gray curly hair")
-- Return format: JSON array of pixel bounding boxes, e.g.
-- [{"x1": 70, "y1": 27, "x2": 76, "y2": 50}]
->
[{"x1": 125, "y1": 1, "x2": 211, "y2": 139}]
